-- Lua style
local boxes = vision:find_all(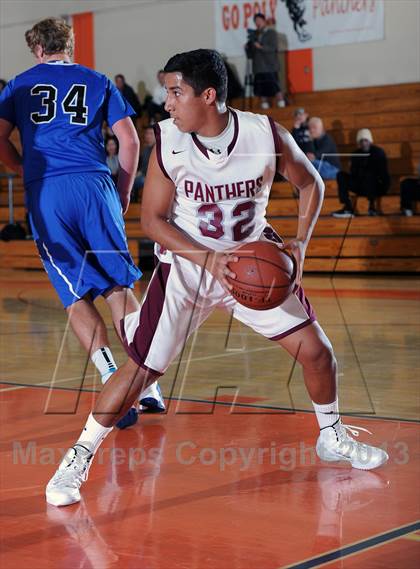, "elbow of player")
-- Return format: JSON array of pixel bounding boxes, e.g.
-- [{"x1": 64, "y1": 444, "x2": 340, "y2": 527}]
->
[{"x1": 120, "y1": 135, "x2": 140, "y2": 154}]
